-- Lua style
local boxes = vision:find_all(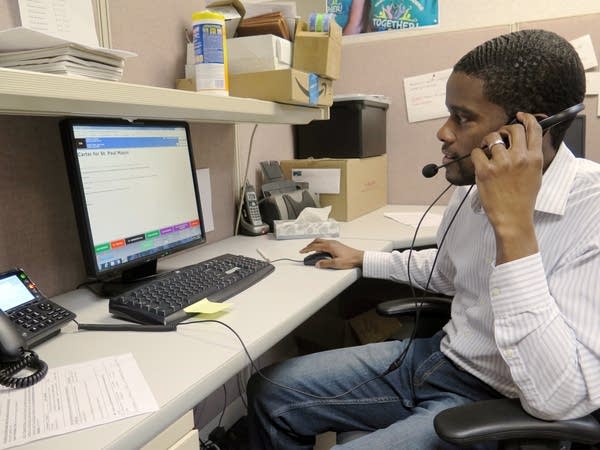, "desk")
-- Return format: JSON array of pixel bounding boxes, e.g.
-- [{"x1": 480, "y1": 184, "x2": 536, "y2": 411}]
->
[
  {"x1": 340, "y1": 204, "x2": 446, "y2": 248},
  {"x1": 19, "y1": 207, "x2": 439, "y2": 449}
]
